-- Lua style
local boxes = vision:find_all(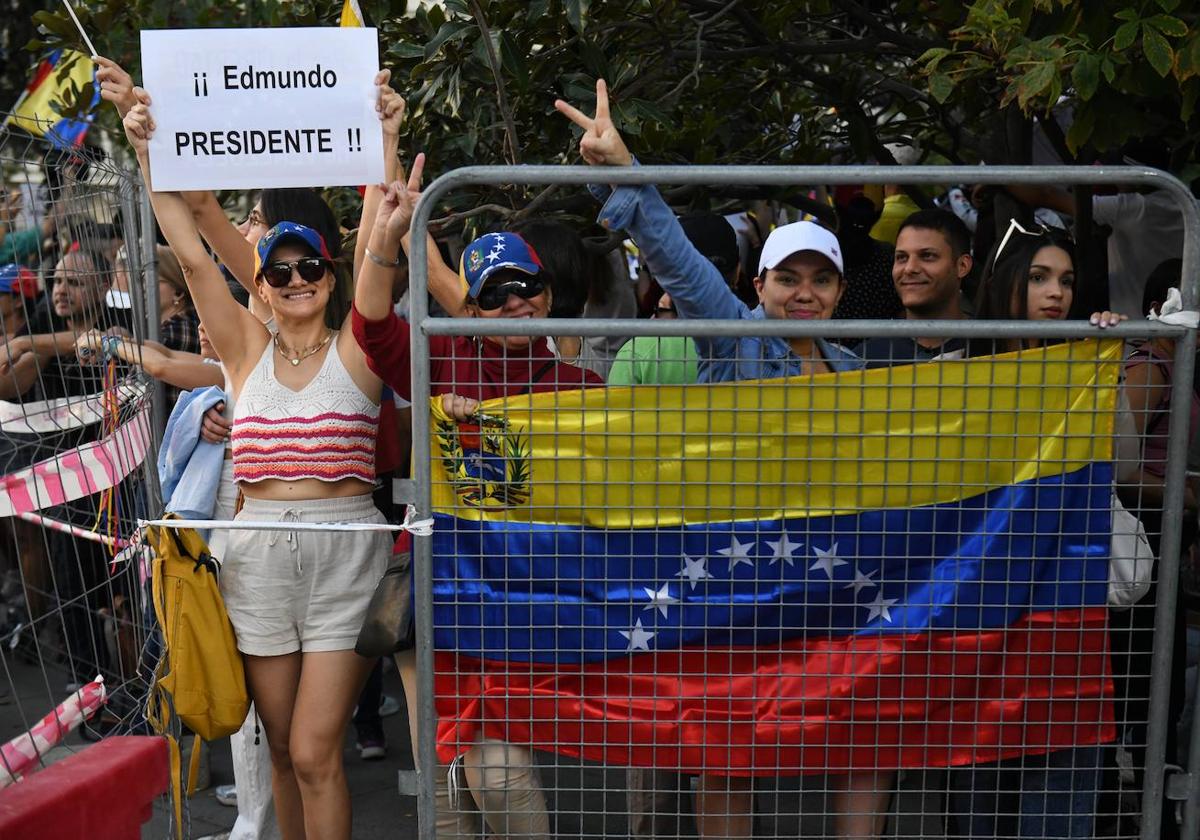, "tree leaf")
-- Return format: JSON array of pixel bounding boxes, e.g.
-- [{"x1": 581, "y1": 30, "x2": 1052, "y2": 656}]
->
[
  {"x1": 1066, "y1": 105, "x2": 1096, "y2": 153},
  {"x1": 387, "y1": 41, "x2": 426, "y2": 60},
  {"x1": 1072, "y1": 52, "x2": 1101, "y2": 100},
  {"x1": 1114, "y1": 21, "x2": 1140, "y2": 51},
  {"x1": 928, "y1": 72, "x2": 954, "y2": 104},
  {"x1": 1017, "y1": 61, "x2": 1056, "y2": 108},
  {"x1": 1102, "y1": 55, "x2": 1118, "y2": 84},
  {"x1": 1143, "y1": 27, "x2": 1174, "y2": 77},
  {"x1": 1156, "y1": 0, "x2": 1181, "y2": 11},
  {"x1": 1178, "y1": 35, "x2": 1200, "y2": 81},
  {"x1": 31, "y1": 10, "x2": 76, "y2": 39},
  {"x1": 1145, "y1": 14, "x2": 1188, "y2": 38},
  {"x1": 1114, "y1": 8, "x2": 1139, "y2": 21},
  {"x1": 565, "y1": 0, "x2": 590, "y2": 33},
  {"x1": 424, "y1": 21, "x2": 469, "y2": 59},
  {"x1": 918, "y1": 46, "x2": 951, "y2": 68}
]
